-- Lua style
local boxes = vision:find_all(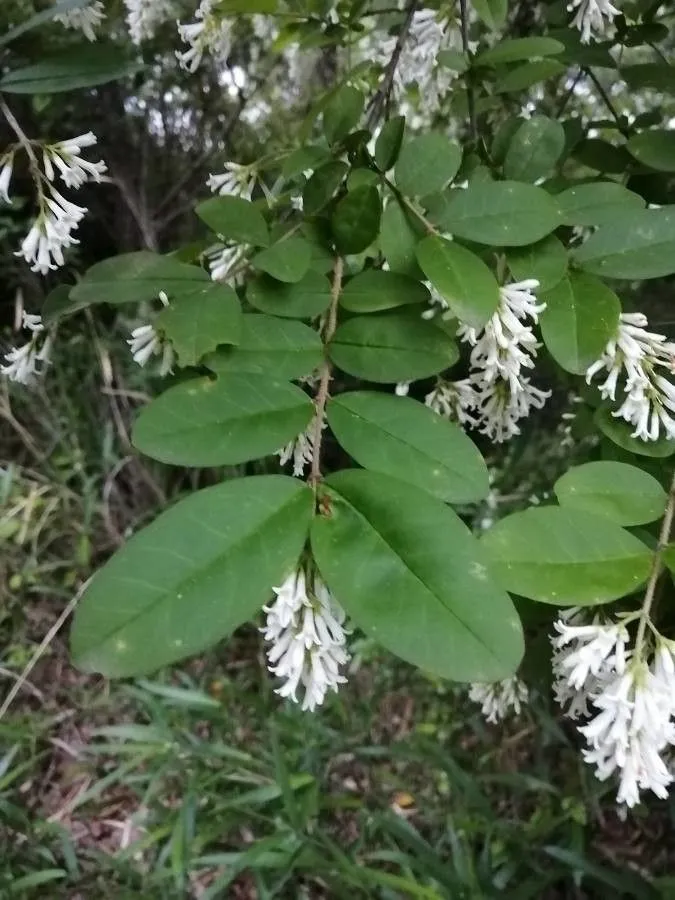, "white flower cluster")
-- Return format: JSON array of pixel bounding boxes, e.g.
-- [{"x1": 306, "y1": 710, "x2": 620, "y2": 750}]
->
[
  {"x1": 262, "y1": 569, "x2": 350, "y2": 711},
  {"x1": 1, "y1": 131, "x2": 106, "y2": 275},
  {"x1": 586, "y1": 312, "x2": 675, "y2": 442},
  {"x1": 52, "y1": 0, "x2": 105, "y2": 41},
  {"x1": 127, "y1": 291, "x2": 175, "y2": 376},
  {"x1": 277, "y1": 416, "x2": 322, "y2": 478},
  {"x1": 552, "y1": 609, "x2": 675, "y2": 808},
  {"x1": 177, "y1": 0, "x2": 232, "y2": 72},
  {"x1": 206, "y1": 161, "x2": 257, "y2": 201},
  {"x1": 124, "y1": 0, "x2": 175, "y2": 45},
  {"x1": 2, "y1": 313, "x2": 53, "y2": 385},
  {"x1": 206, "y1": 244, "x2": 247, "y2": 283},
  {"x1": 425, "y1": 378, "x2": 480, "y2": 428},
  {"x1": 450, "y1": 280, "x2": 551, "y2": 442},
  {"x1": 568, "y1": 0, "x2": 619, "y2": 43},
  {"x1": 468, "y1": 676, "x2": 529, "y2": 724}
]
